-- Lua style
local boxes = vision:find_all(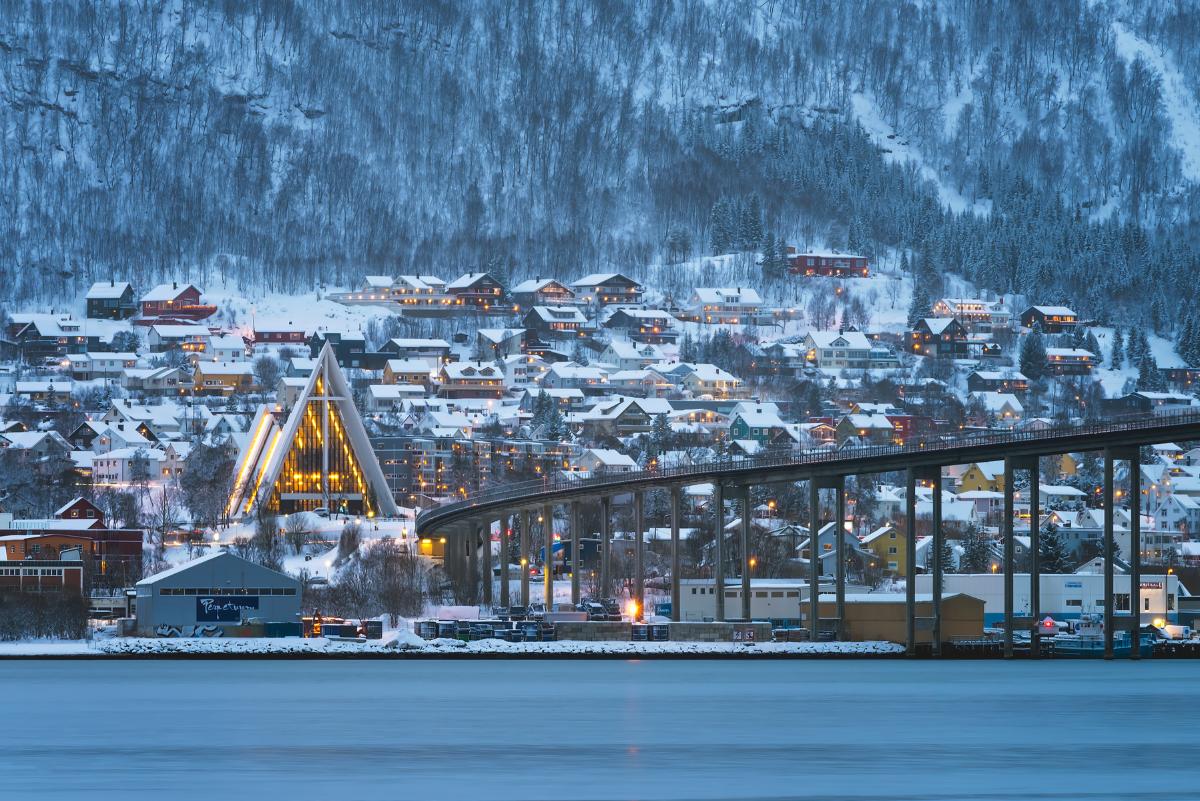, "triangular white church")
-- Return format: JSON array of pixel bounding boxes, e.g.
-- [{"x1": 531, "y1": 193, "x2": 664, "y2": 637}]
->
[{"x1": 226, "y1": 344, "x2": 399, "y2": 519}]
